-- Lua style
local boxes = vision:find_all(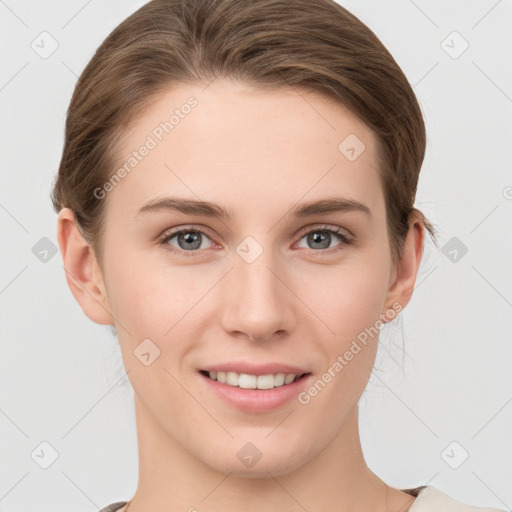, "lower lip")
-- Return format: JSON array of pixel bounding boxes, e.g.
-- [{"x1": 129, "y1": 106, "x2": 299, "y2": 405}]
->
[{"x1": 199, "y1": 372, "x2": 312, "y2": 412}]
